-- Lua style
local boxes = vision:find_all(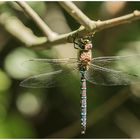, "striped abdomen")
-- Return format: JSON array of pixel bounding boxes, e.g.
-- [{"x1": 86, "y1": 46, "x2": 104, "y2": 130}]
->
[{"x1": 80, "y1": 71, "x2": 87, "y2": 134}]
